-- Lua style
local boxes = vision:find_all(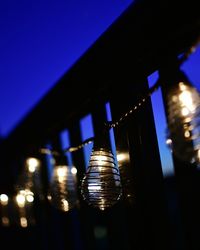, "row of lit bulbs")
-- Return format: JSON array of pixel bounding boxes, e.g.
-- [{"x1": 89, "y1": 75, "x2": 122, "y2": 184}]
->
[
  {"x1": 1, "y1": 68, "x2": 200, "y2": 227},
  {"x1": 0, "y1": 149, "x2": 129, "y2": 227},
  {"x1": 0, "y1": 189, "x2": 34, "y2": 227},
  {"x1": 0, "y1": 158, "x2": 39, "y2": 227}
]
